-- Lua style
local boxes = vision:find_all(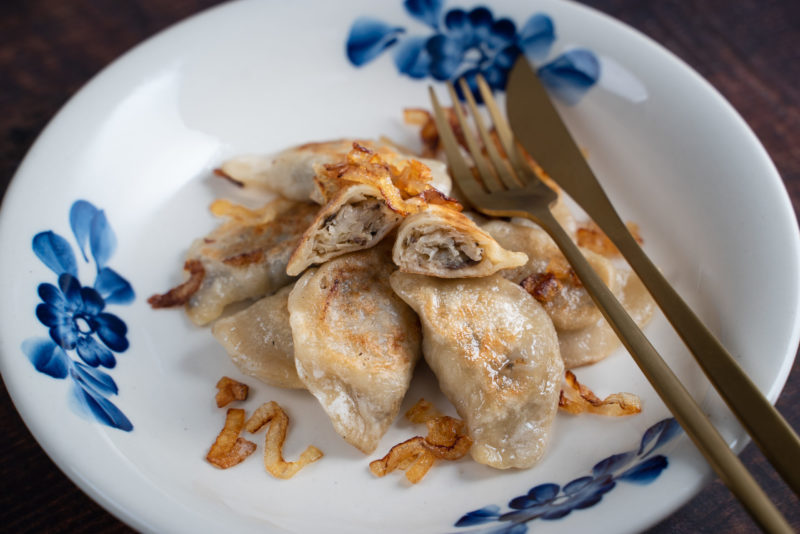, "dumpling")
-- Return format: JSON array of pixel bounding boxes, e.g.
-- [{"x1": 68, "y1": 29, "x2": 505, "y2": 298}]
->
[
  {"x1": 287, "y1": 143, "x2": 459, "y2": 276},
  {"x1": 288, "y1": 246, "x2": 422, "y2": 454},
  {"x1": 217, "y1": 139, "x2": 452, "y2": 203},
  {"x1": 211, "y1": 284, "x2": 303, "y2": 389},
  {"x1": 393, "y1": 204, "x2": 528, "y2": 277},
  {"x1": 481, "y1": 219, "x2": 611, "y2": 330},
  {"x1": 217, "y1": 139, "x2": 359, "y2": 201},
  {"x1": 148, "y1": 199, "x2": 319, "y2": 325},
  {"x1": 390, "y1": 272, "x2": 563, "y2": 469},
  {"x1": 556, "y1": 268, "x2": 654, "y2": 368},
  {"x1": 286, "y1": 183, "x2": 403, "y2": 276},
  {"x1": 481, "y1": 219, "x2": 654, "y2": 368}
]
